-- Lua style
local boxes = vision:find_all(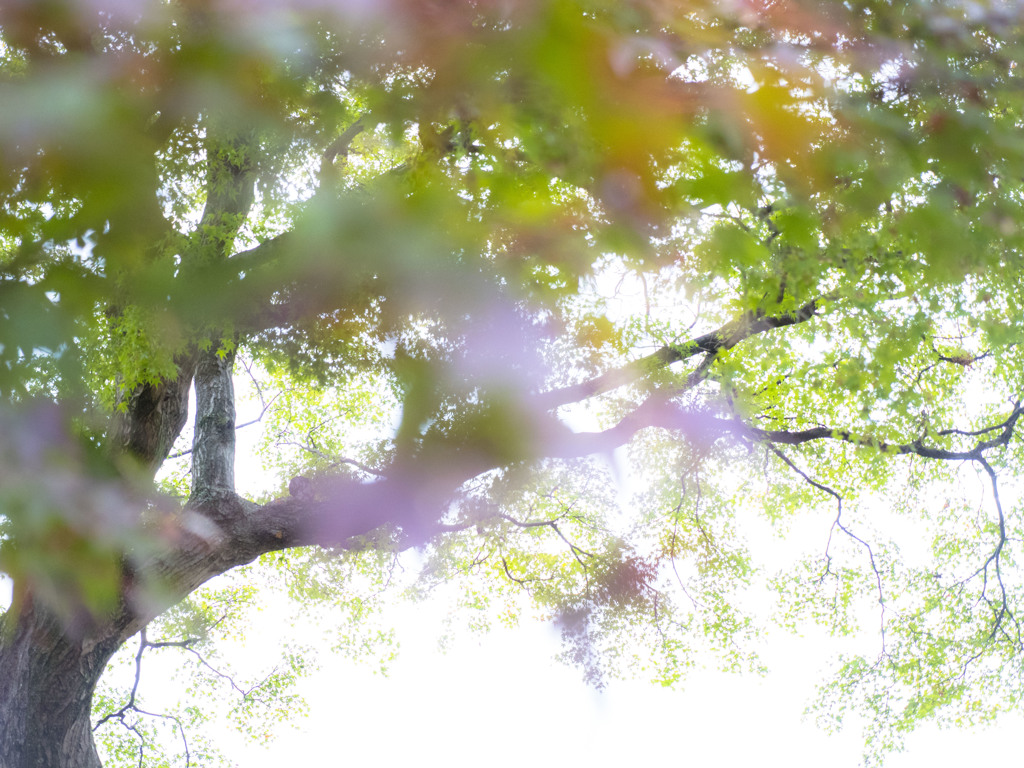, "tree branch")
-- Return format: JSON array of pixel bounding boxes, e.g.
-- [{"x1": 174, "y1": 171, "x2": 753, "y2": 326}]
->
[
  {"x1": 768, "y1": 445, "x2": 888, "y2": 650},
  {"x1": 741, "y1": 400, "x2": 1024, "y2": 461},
  {"x1": 92, "y1": 628, "x2": 196, "y2": 768},
  {"x1": 534, "y1": 297, "x2": 823, "y2": 411},
  {"x1": 189, "y1": 346, "x2": 238, "y2": 502},
  {"x1": 319, "y1": 116, "x2": 368, "y2": 185},
  {"x1": 109, "y1": 351, "x2": 199, "y2": 476}
]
